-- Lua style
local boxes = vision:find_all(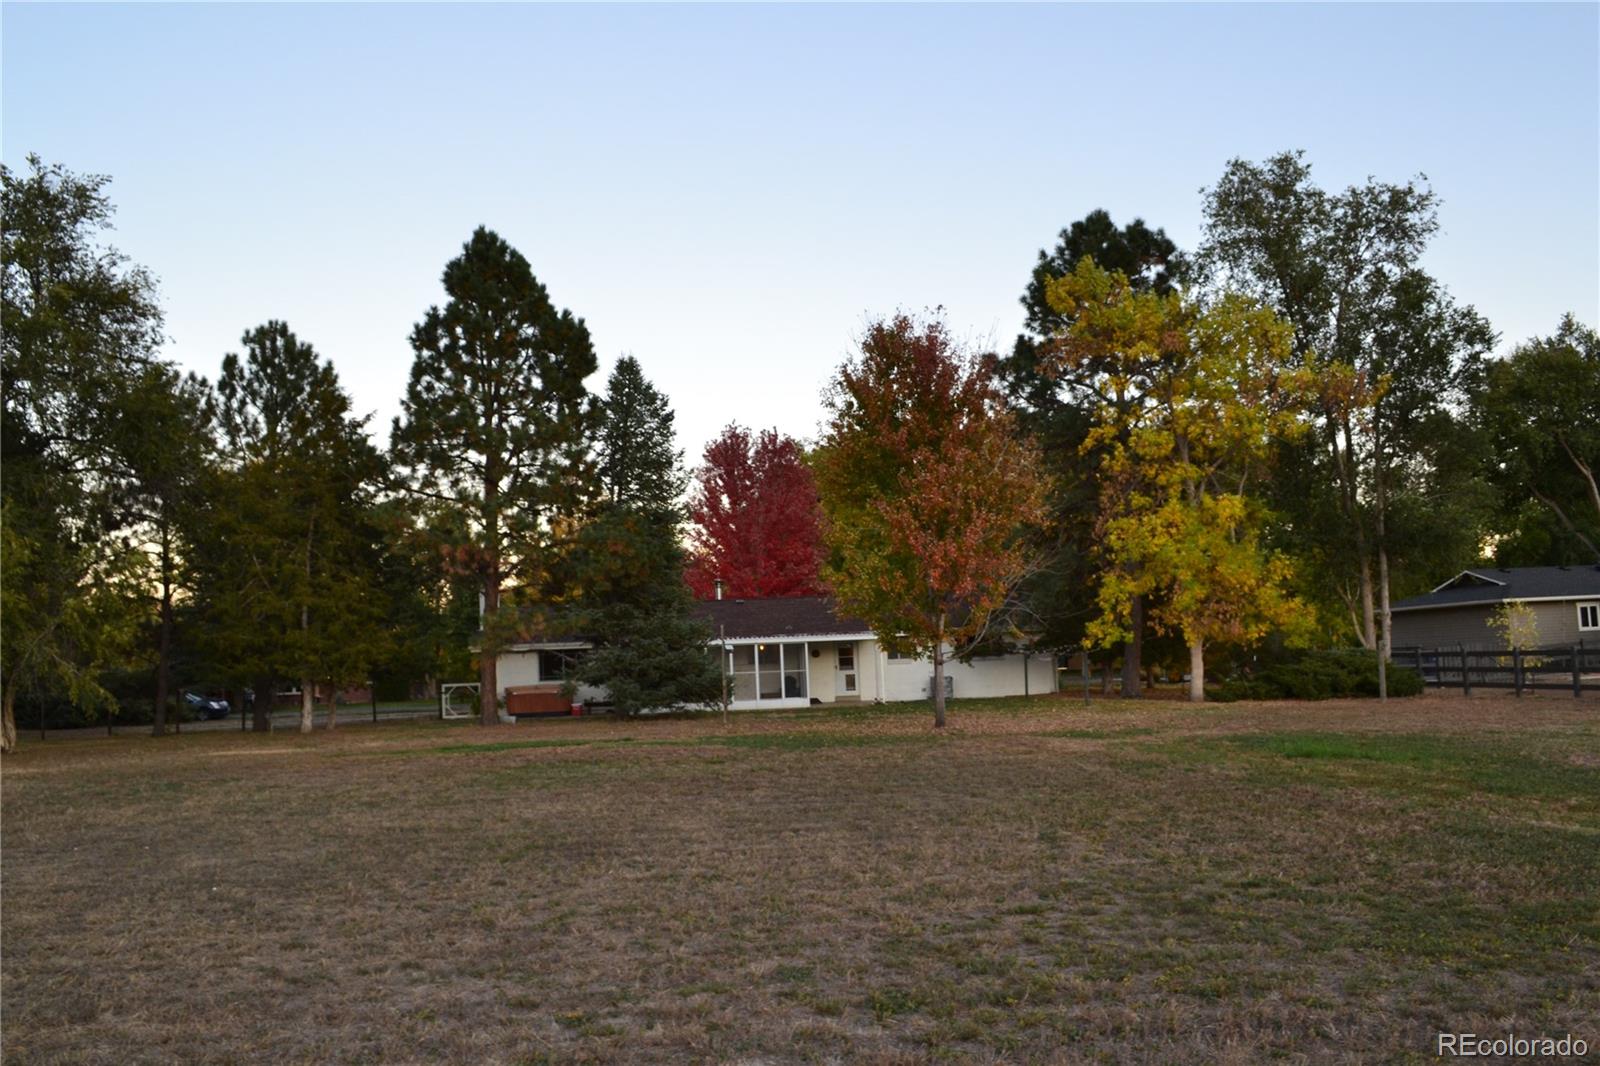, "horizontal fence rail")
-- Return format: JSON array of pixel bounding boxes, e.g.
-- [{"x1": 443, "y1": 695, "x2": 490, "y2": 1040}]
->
[{"x1": 1394, "y1": 644, "x2": 1595, "y2": 698}]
